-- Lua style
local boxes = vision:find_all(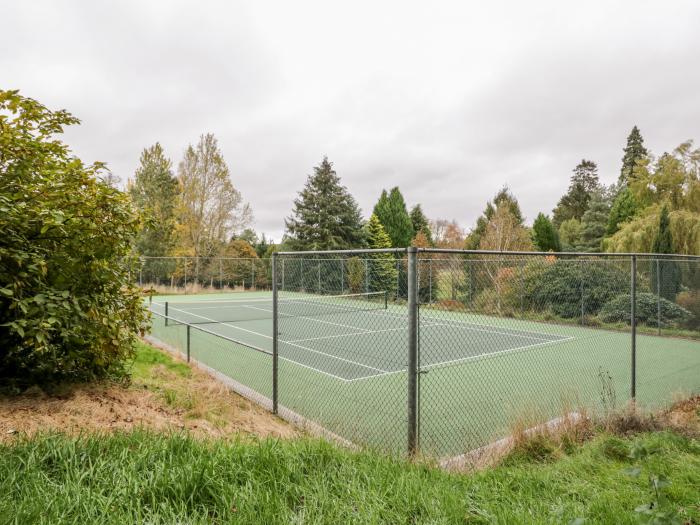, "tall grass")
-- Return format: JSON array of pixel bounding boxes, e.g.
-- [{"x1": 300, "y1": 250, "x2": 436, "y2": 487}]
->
[{"x1": 1, "y1": 430, "x2": 699, "y2": 524}]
